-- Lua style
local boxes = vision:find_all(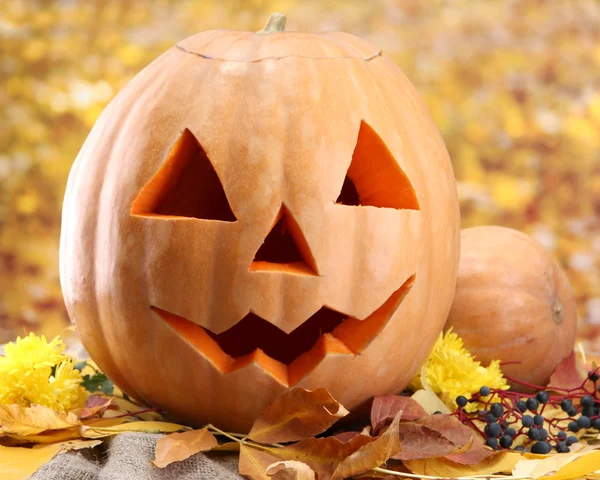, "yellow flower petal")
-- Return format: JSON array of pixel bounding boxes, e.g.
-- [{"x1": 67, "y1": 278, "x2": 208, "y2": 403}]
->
[
  {"x1": 410, "y1": 329, "x2": 508, "y2": 410},
  {"x1": 0, "y1": 334, "x2": 86, "y2": 412}
]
